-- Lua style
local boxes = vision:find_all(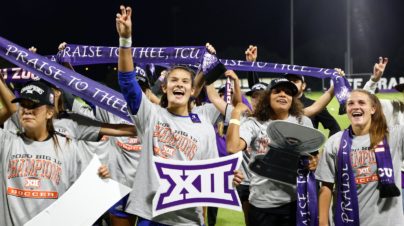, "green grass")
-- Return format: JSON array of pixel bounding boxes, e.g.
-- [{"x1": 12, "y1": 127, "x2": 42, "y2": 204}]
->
[
  {"x1": 213, "y1": 91, "x2": 403, "y2": 226},
  {"x1": 305, "y1": 91, "x2": 404, "y2": 137}
]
